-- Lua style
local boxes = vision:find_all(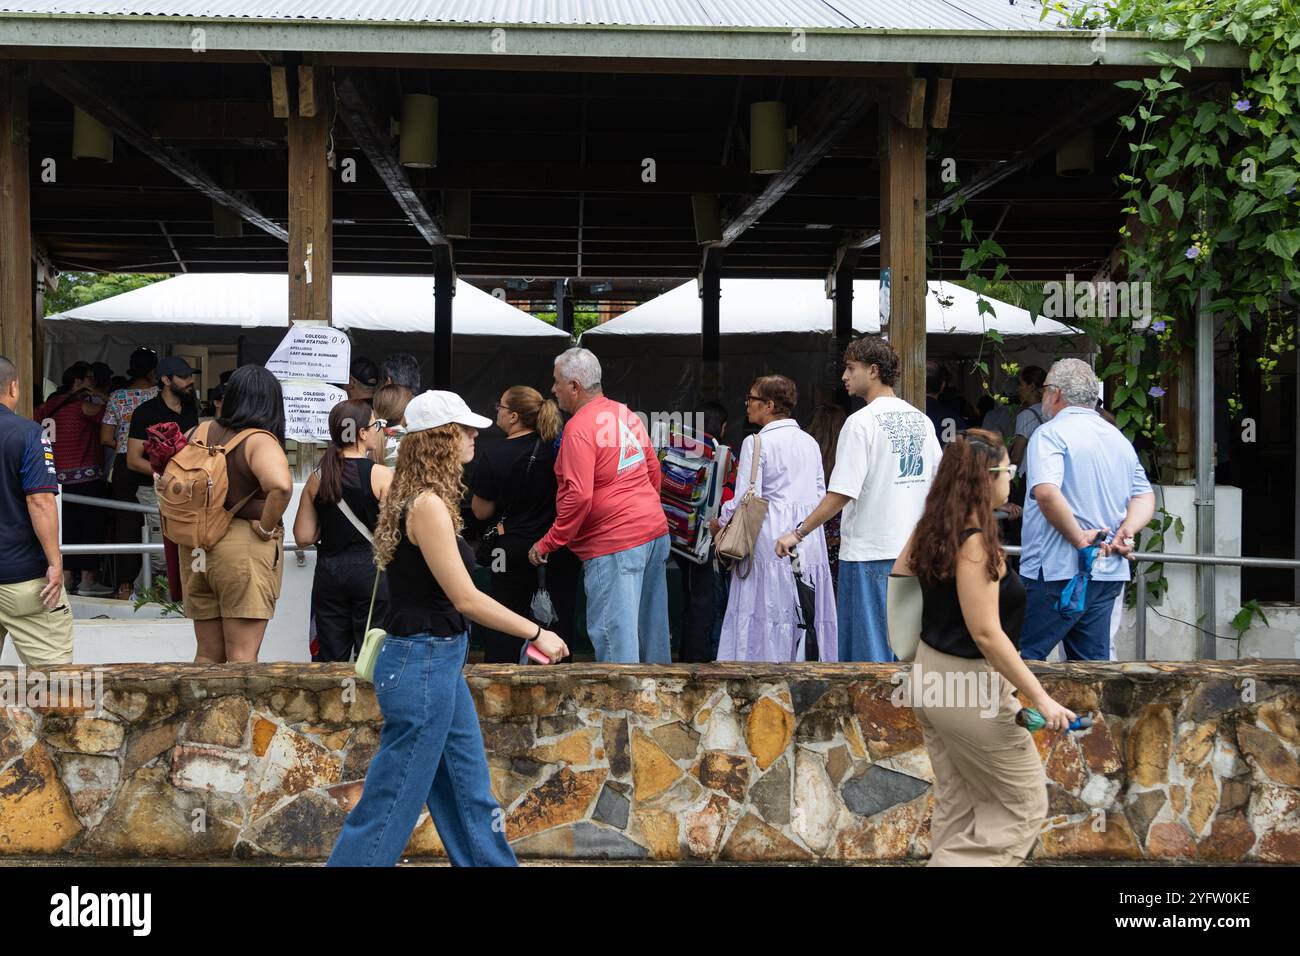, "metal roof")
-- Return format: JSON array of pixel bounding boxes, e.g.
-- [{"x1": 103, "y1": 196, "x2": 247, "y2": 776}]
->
[{"x1": 0, "y1": 0, "x2": 1074, "y2": 30}]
